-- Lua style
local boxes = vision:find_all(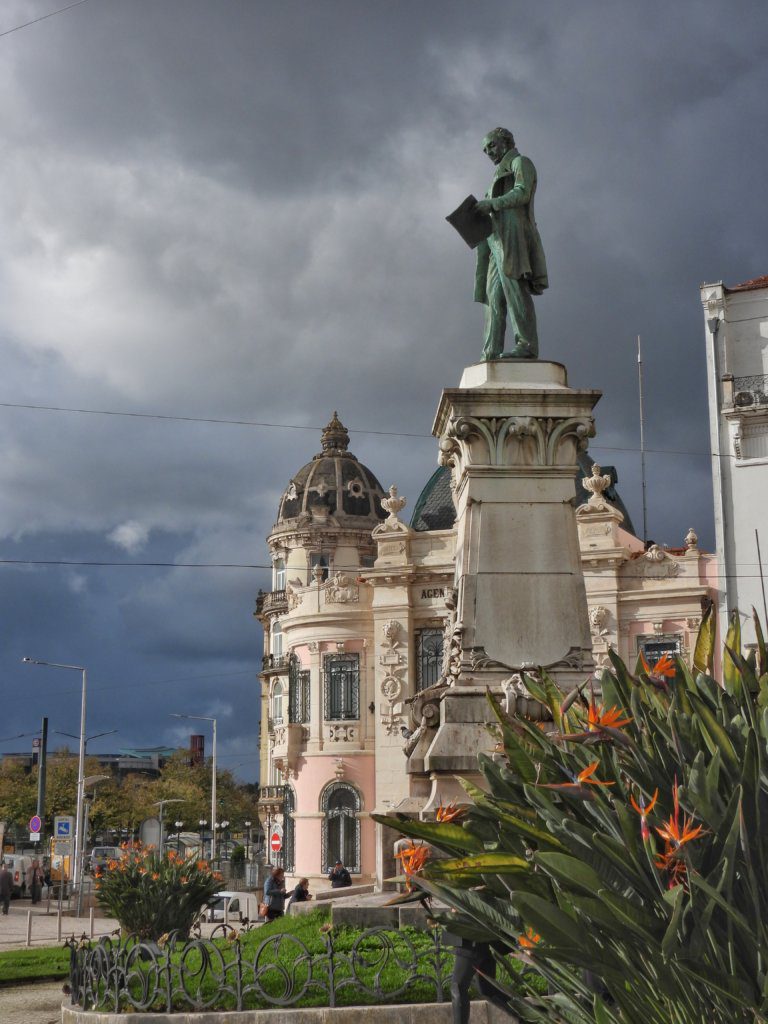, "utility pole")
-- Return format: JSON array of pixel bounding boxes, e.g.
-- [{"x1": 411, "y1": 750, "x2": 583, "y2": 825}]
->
[
  {"x1": 35, "y1": 717, "x2": 48, "y2": 849},
  {"x1": 637, "y1": 335, "x2": 648, "y2": 546}
]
